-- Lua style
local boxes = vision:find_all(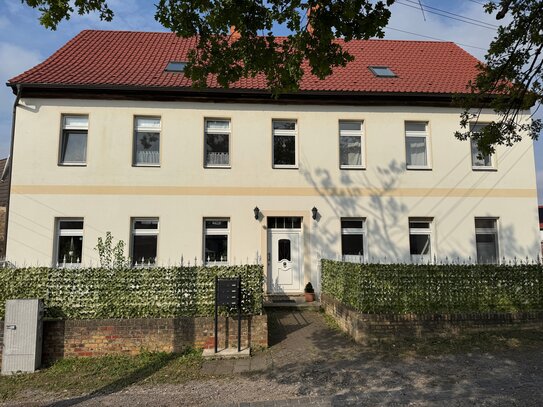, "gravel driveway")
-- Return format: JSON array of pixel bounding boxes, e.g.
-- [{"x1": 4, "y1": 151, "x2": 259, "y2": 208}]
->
[{"x1": 3, "y1": 309, "x2": 543, "y2": 406}]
